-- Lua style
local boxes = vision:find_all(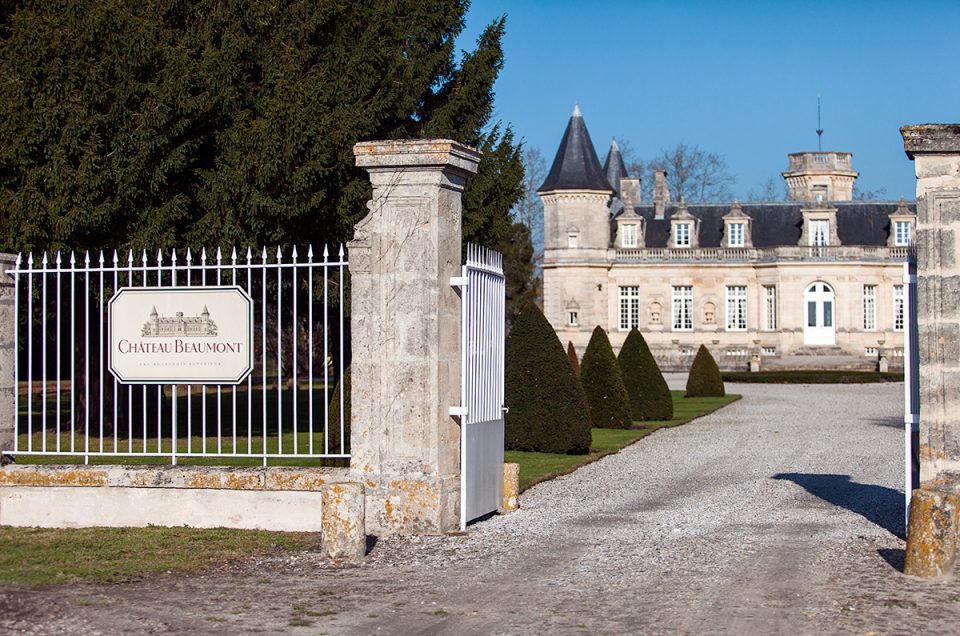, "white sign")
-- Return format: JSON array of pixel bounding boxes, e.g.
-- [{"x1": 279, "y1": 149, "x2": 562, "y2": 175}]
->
[{"x1": 109, "y1": 287, "x2": 254, "y2": 384}]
